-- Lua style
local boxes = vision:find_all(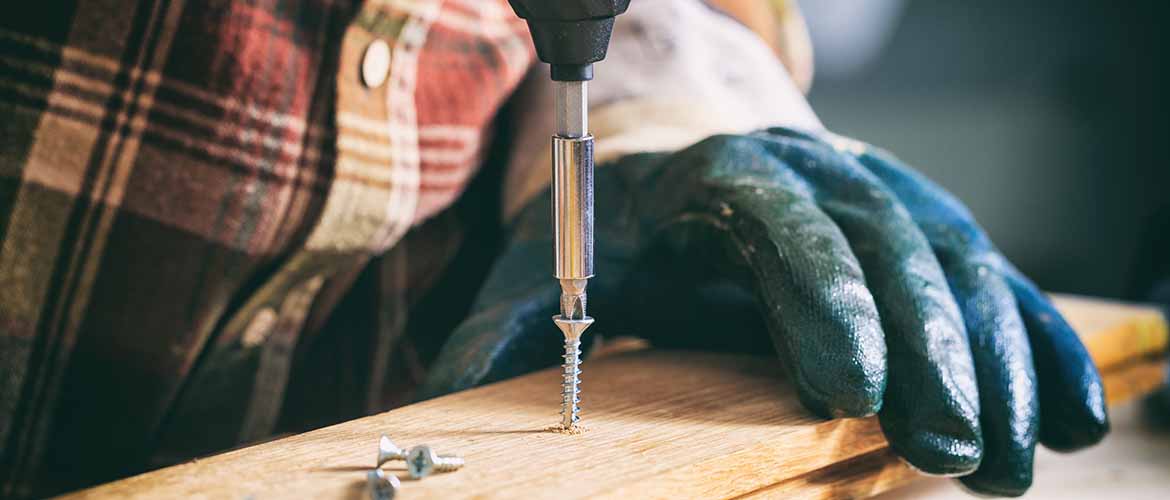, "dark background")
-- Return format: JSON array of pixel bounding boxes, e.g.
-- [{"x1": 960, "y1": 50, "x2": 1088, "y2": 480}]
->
[{"x1": 802, "y1": 0, "x2": 1169, "y2": 300}]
